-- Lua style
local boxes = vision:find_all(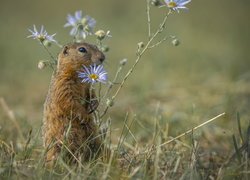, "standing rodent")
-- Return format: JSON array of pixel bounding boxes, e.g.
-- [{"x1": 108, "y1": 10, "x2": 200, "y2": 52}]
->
[{"x1": 42, "y1": 42, "x2": 105, "y2": 165}]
